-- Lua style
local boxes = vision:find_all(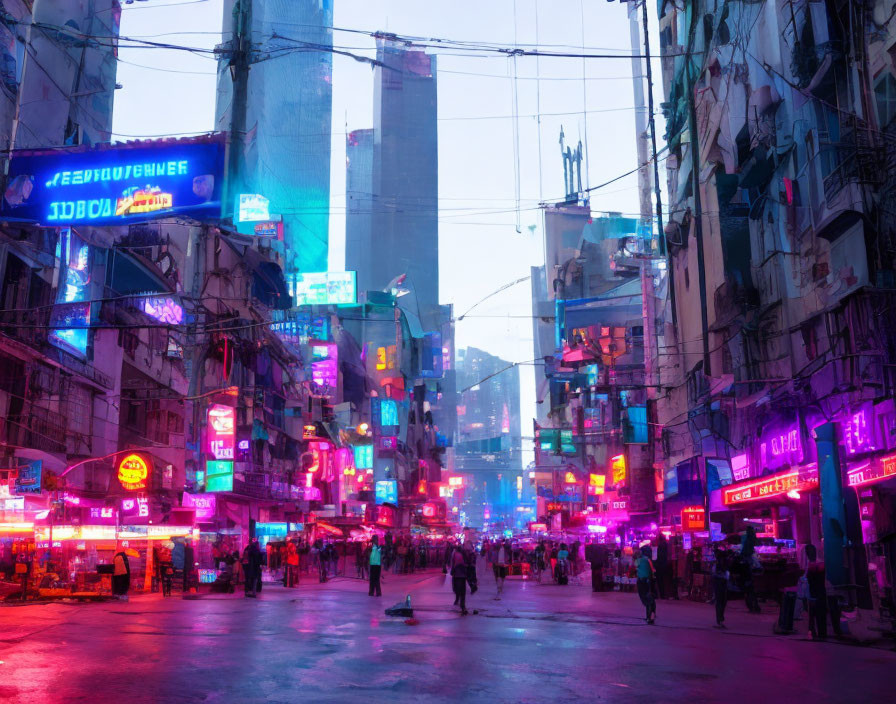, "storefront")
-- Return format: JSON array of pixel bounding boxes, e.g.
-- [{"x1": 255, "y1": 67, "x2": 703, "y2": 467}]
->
[{"x1": 845, "y1": 451, "x2": 896, "y2": 620}]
